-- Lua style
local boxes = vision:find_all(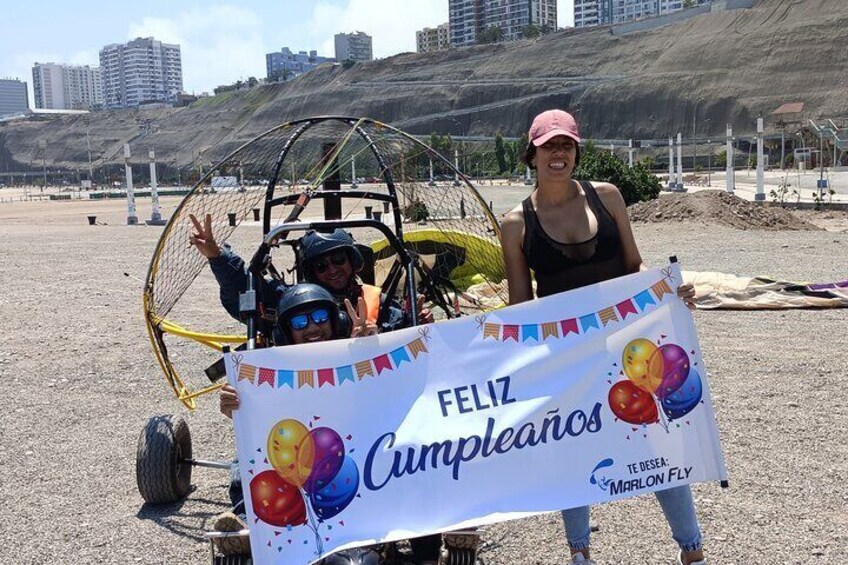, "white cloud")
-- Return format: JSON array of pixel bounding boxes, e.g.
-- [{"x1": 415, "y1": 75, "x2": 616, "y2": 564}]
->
[{"x1": 127, "y1": 5, "x2": 266, "y2": 94}]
